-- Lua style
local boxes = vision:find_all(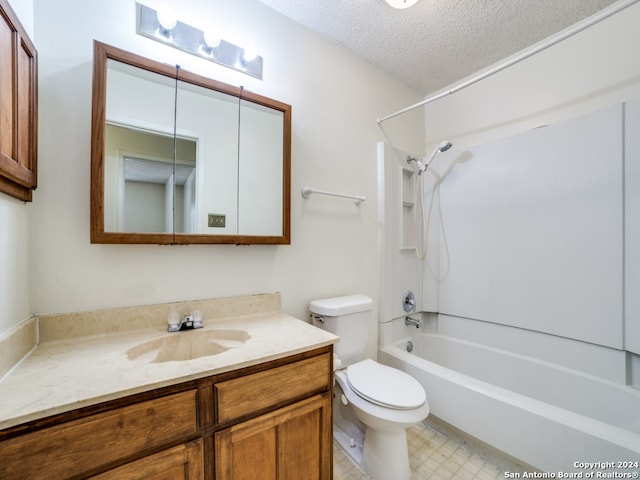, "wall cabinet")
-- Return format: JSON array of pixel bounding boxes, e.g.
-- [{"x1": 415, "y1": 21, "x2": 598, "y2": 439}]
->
[
  {"x1": 0, "y1": 347, "x2": 332, "y2": 480},
  {"x1": 92, "y1": 41, "x2": 291, "y2": 244},
  {"x1": 0, "y1": 0, "x2": 37, "y2": 202}
]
